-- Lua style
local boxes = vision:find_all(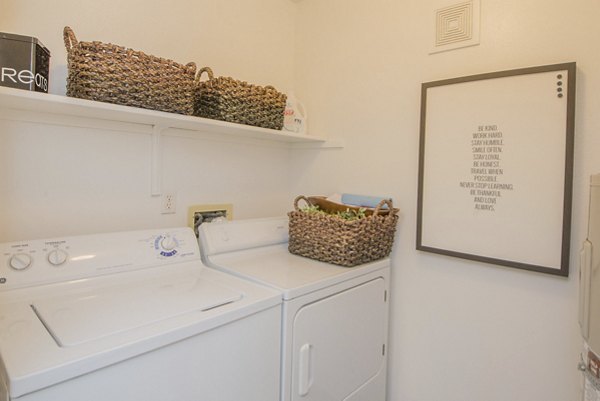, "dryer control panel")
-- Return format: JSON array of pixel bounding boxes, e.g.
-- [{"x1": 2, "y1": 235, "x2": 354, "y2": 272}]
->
[
  {"x1": 199, "y1": 216, "x2": 289, "y2": 256},
  {"x1": 0, "y1": 227, "x2": 200, "y2": 290}
]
